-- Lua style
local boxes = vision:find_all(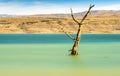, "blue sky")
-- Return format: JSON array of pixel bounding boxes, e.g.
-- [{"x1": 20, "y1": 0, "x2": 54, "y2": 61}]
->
[{"x1": 0, "y1": 0, "x2": 120, "y2": 15}]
